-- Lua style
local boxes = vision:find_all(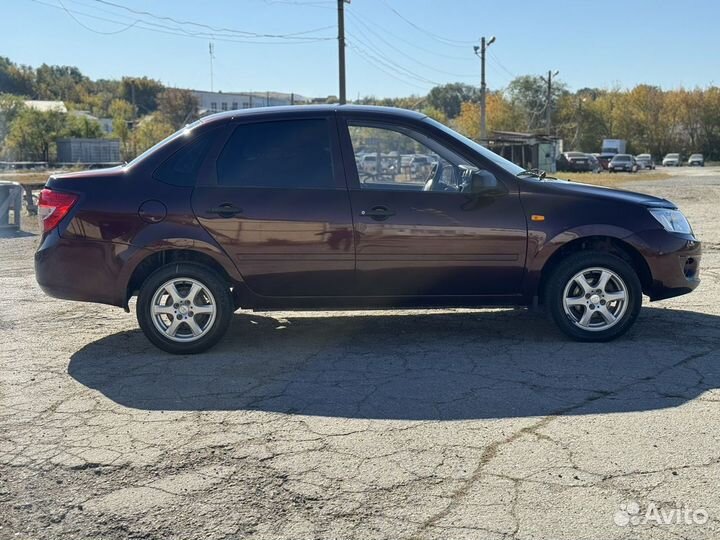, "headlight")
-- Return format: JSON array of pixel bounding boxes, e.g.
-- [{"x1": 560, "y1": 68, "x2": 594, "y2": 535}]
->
[{"x1": 648, "y1": 208, "x2": 693, "y2": 235}]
